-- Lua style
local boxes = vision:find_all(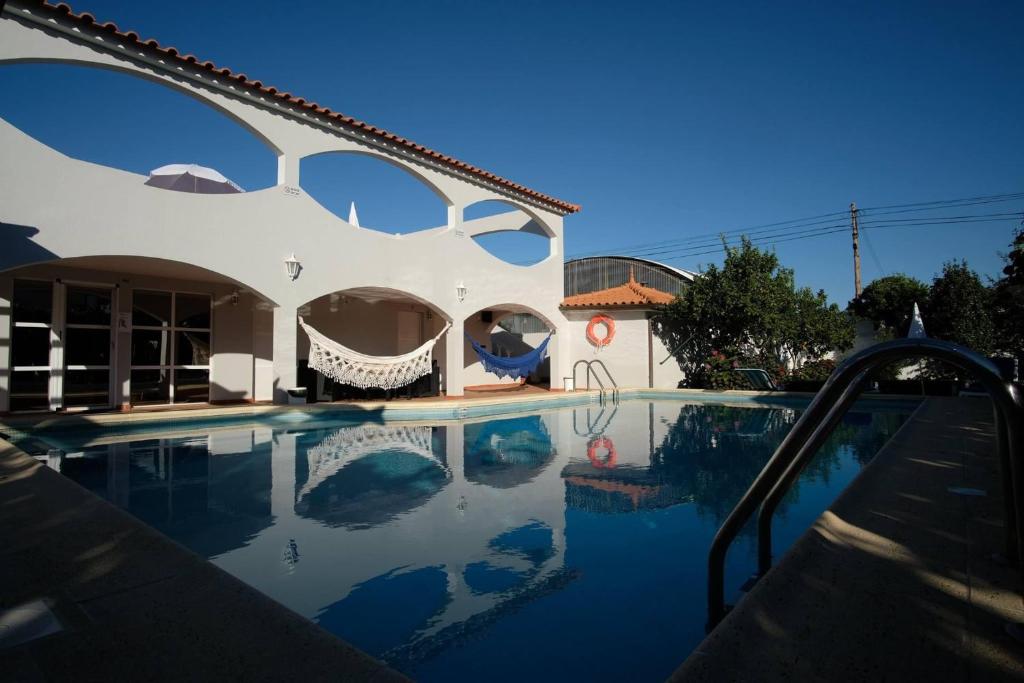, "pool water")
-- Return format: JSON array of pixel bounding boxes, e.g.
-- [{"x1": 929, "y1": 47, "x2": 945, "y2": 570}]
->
[{"x1": 38, "y1": 399, "x2": 910, "y2": 681}]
